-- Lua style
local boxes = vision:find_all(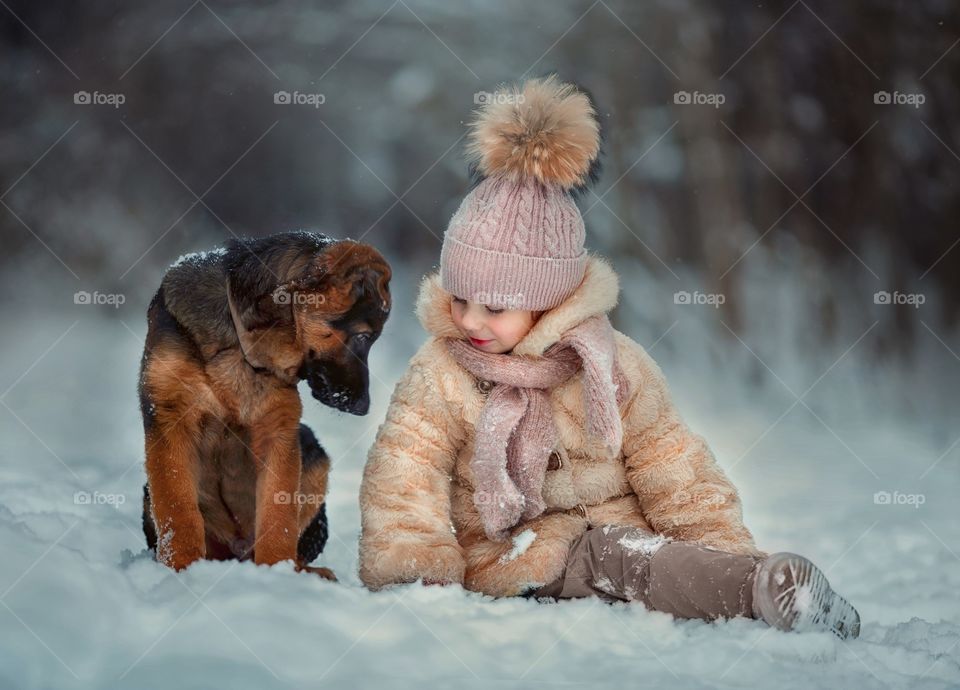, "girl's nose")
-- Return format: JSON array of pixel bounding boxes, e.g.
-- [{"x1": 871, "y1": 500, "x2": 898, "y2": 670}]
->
[{"x1": 460, "y1": 304, "x2": 485, "y2": 332}]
